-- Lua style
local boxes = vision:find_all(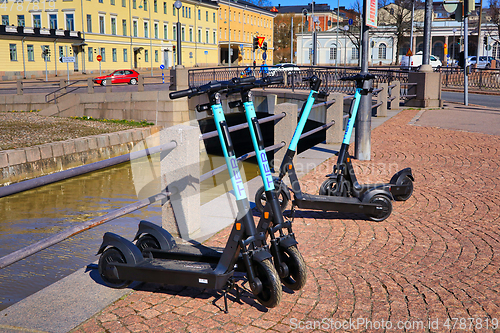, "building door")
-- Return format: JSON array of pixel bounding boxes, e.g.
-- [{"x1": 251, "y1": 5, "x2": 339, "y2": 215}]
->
[{"x1": 164, "y1": 49, "x2": 169, "y2": 68}]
